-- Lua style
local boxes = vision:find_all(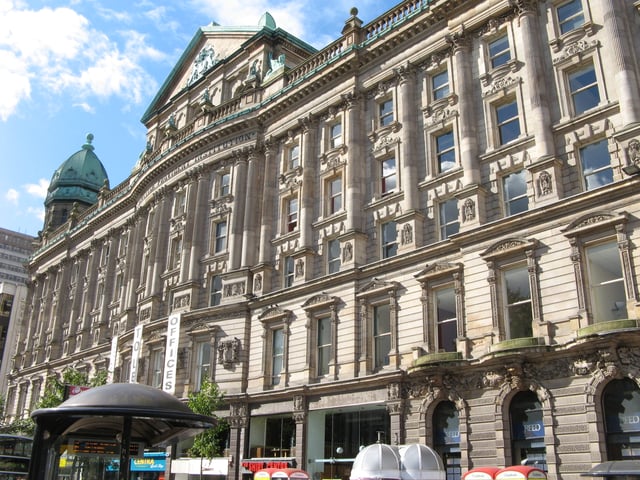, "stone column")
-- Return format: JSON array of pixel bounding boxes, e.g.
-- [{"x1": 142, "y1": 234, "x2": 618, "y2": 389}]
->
[
  {"x1": 601, "y1": 0, "x2": 640, "y2": 126},
  {"x1": 344, "y1": 92, "x2": 365, "y2": 233},
  {"x1": 230, "y1": 151, "x2": 248, "y2": 270},
  {"x1": 299, "y1": 117, "x2": 316, "y2": 249},
  {"x1": 449, "y1": 31, "x2": 480, "y2": 186},
  {"x1": 149, "y1": 190, "x2": 170, "y2": 298},
  {"x1": 229, "y1": 401, "x2": 249, "y2": 480},
  {"x1": 258, "y1": 142, "x2": 277, "y2": 265},
  {"x1": 179, "y1": 173, "x2": 199, "y2": 282},
  {"x1": 242, "y1": 148, "x2": 261, "y2": 267},
  {"x1": 395, "y1": 64, "x2": 419, "y2": 212},
  {"x1": 188, "y1": 167, "x2": 210, "y2": 281},
  {"x1": 514, "y1": 1, "x2": 555, "y2": 160},
  {"x1": 125, "y1": 215, "x2": 145, "y2": 317},
  {"x1": 292, "y1": 395, "x2": 307, "y2": 470}
]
